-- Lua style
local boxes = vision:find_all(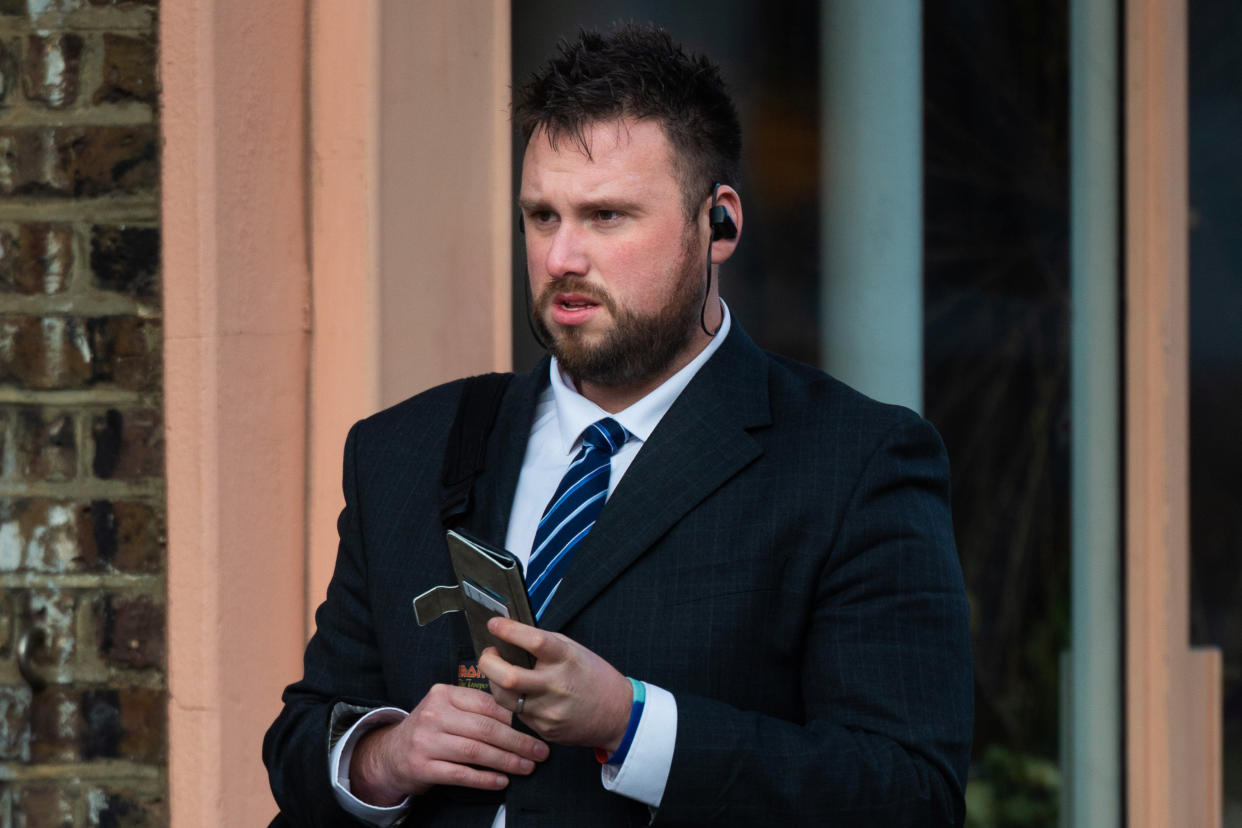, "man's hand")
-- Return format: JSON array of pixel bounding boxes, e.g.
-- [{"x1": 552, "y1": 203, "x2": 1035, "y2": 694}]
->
[
  {"x1": 348, "y1": 684, "x2": 549, "y2": 806},
  {"x1": 480, "y1": 617, "x2": 633, "y2": 752}
]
